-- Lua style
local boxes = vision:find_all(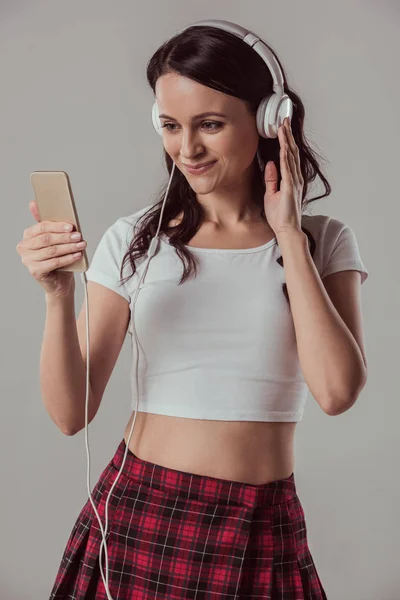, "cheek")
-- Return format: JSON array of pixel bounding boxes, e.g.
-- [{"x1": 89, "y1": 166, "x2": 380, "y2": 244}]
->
[
  {"x1": 224, "y1": 148, "x2": 257, "y2": 171},
  {"x1": 162, "y1": 139, "x2": 176, "y2": 154},
  {"x1": 221, "y1": 130, "x2": 257, "y2": 159},
  {"x1": 163, "y1": 144, "x2": 182, "y2": 166}
]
